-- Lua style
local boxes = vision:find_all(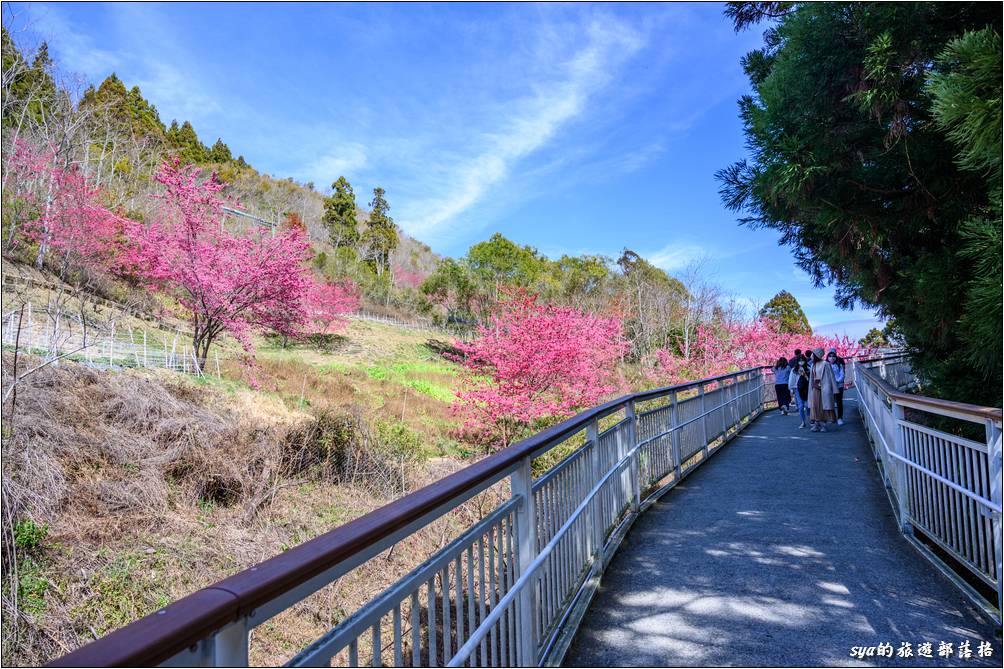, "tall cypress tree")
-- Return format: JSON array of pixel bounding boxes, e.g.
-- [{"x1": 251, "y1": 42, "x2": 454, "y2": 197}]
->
[
  {"x1": 1, "y1": 31, "x2": 59, "y2": 126},
  {"x1": 322, "y1": 176, "x2": 359, "y2": 249},
  {"x1": 361, "y1": 187, "x2": 399, "y2": 274},
  {"x1": 208, "y1": 138, "x2": 233, "y2": 163}
]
